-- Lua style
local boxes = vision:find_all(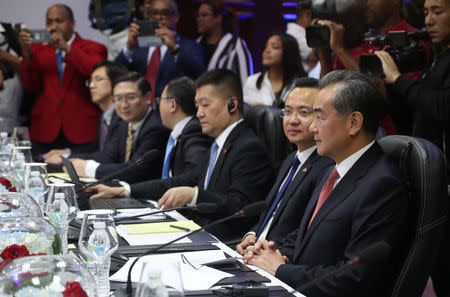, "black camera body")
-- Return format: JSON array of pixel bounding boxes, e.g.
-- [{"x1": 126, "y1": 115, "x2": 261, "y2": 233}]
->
[
  {"x1": 306, "y1": 24, "x2": 331, "y2": 48},
  {"x1": 360, "y1": 29, "x2": 429, "y2": 77}
]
